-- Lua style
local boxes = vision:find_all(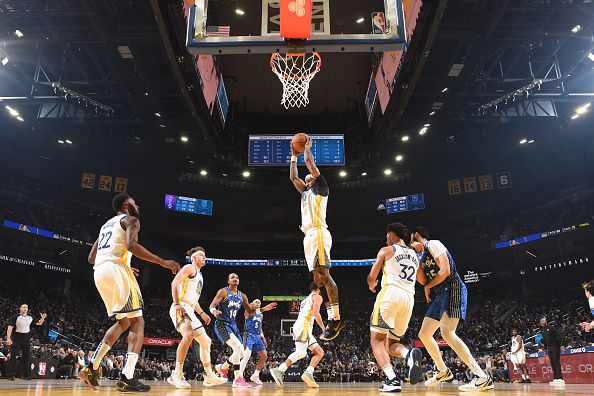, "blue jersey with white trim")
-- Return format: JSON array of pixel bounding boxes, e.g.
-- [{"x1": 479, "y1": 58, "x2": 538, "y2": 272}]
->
[
  {"x1": 245, "y1": 313, "x2": 263, "y2": 335},
  {"x1": 419, "y1": 240, "x2": 464, "y2": 294},
  {"x1": 218, "y1": 287, "x2": 243, "y2": 324}
]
